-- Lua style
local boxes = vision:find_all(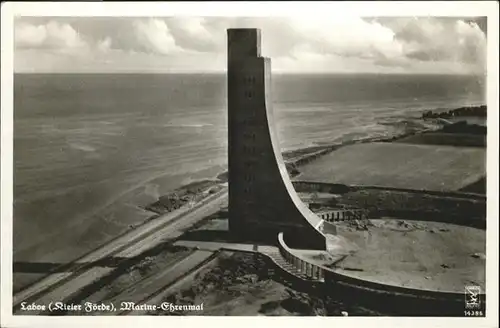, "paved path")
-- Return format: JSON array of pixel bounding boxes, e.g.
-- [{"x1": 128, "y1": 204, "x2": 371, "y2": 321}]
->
[
  {"x1": 13, "y1": 189, "x2": 228, "y2": 313},
  {"x1": 174, "y1": 240, "x2": 271, "y2": 252}
]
